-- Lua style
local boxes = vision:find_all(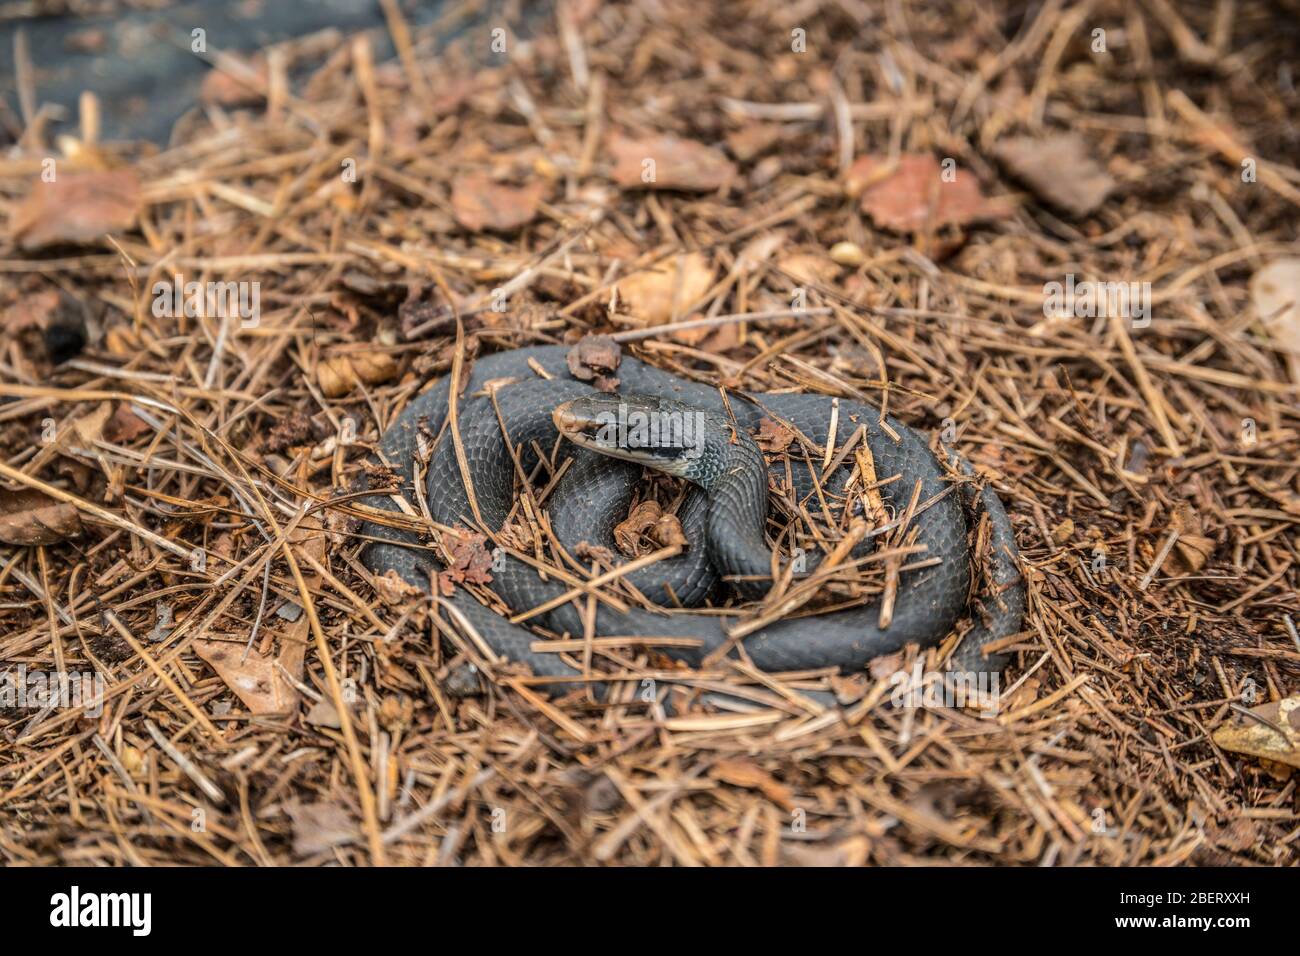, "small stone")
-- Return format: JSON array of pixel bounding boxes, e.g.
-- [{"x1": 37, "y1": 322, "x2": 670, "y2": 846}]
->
[{"x1": 829, "y1": 241, "x2": 866, "y2": 266}]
